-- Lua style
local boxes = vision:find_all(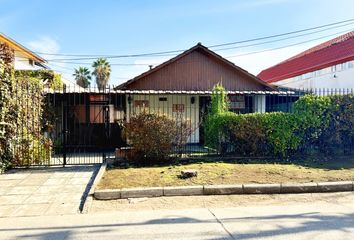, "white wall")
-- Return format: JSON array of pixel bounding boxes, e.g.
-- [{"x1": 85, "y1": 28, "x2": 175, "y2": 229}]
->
[
  {"x1": 13, "y1": 51, "x2": 42, "y2": 70},
  {"x1": 126, "y1": 94, "x2": 200, "y2": 143},
  {"x1": 273, "y1": 60, "x2": 354, "y2": 90}
]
